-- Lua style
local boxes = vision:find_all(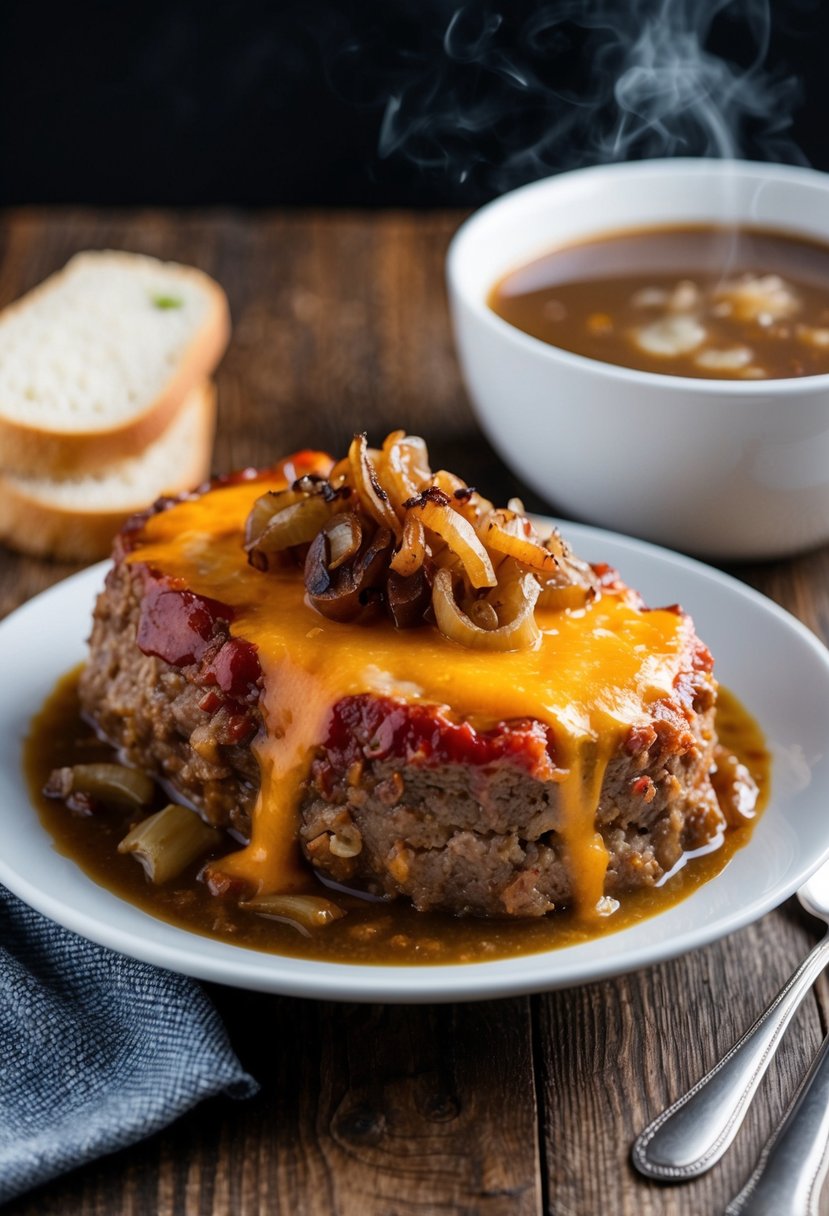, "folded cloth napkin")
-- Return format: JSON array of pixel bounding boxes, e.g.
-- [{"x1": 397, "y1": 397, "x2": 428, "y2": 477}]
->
[{"x1": 0, "y1": 886, "x2": 258, "y2": 1204}]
